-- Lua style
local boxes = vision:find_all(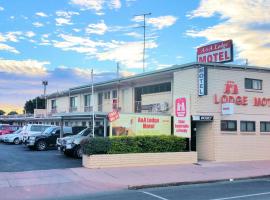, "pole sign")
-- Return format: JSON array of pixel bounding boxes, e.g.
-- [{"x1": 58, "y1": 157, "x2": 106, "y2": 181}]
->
[
  {"x1": 198, "y1": 66, "x2": 208, "y2": 96},
  {"x1": 174, "y1": 96, "x2": 191, "y2": 138},
  {"x1": 108, "y1": 110, "x2": 120, "y2": 122},
  {"x1": 197, "y1": 40, "x2": 233, "y2": 63}
]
